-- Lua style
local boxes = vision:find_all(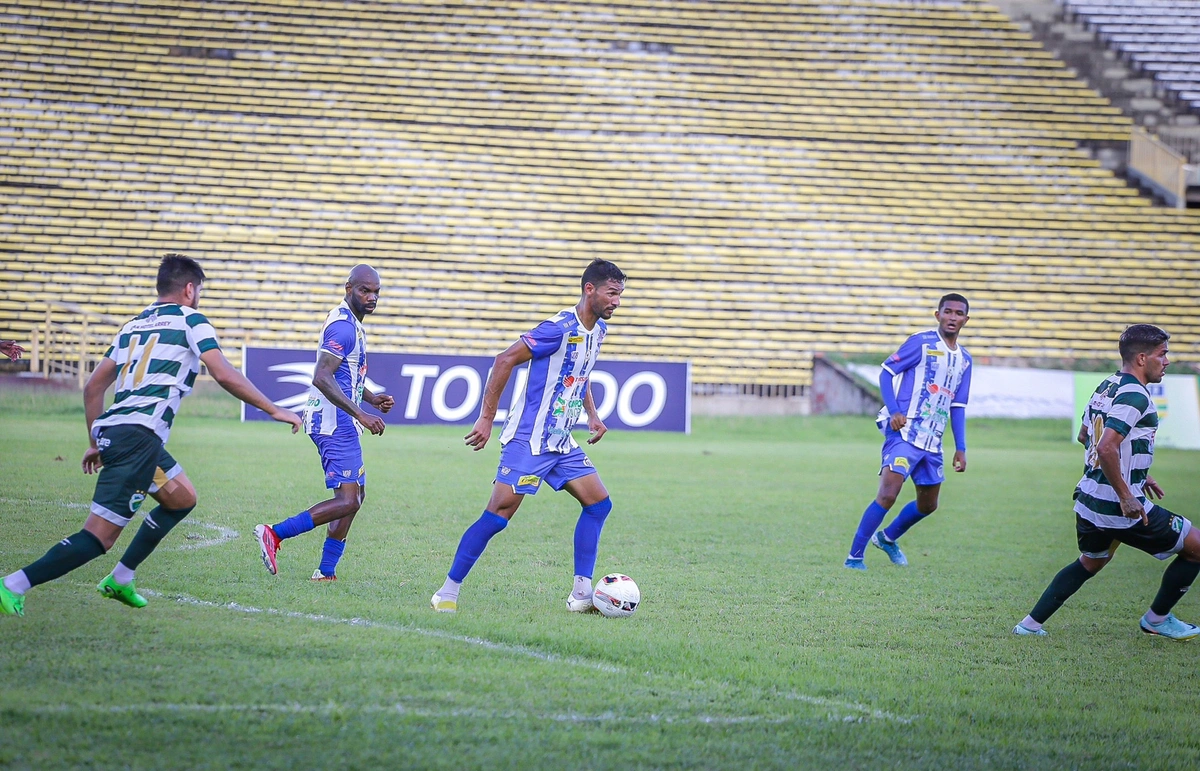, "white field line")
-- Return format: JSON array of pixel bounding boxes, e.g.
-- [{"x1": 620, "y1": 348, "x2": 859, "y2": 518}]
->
[
  {"x1": 141, "y1": 589, "x2": 622, "y2": 673},
  {"x1": 20, "y1": 702, "x2": 849, "y2": 725},
  {"x1": 0, "y1": 497, "x2": 89, "y2": 510},
  {"x1": 0, "y1": 498, "x2": 238, "y2": 551},
  {"x1": 138, "y1": 588, "x2": 915, "y2": 724}
]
